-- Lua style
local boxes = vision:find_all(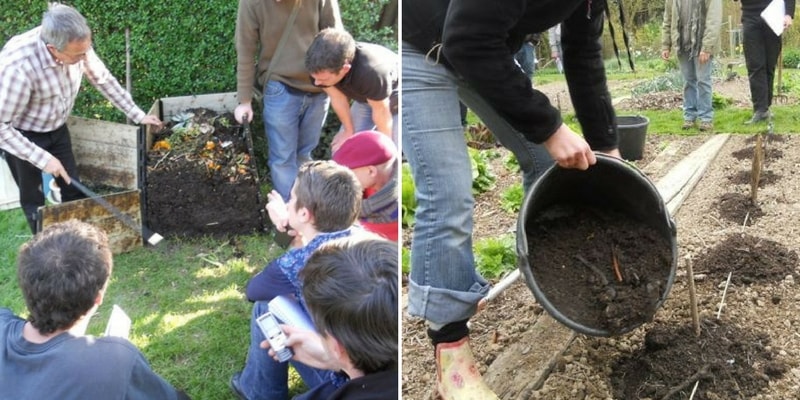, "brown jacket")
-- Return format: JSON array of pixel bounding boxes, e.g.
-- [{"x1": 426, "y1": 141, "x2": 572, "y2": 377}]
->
[{"x1": 235, "y1": 0, "x2": 342, "y2": 100}]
